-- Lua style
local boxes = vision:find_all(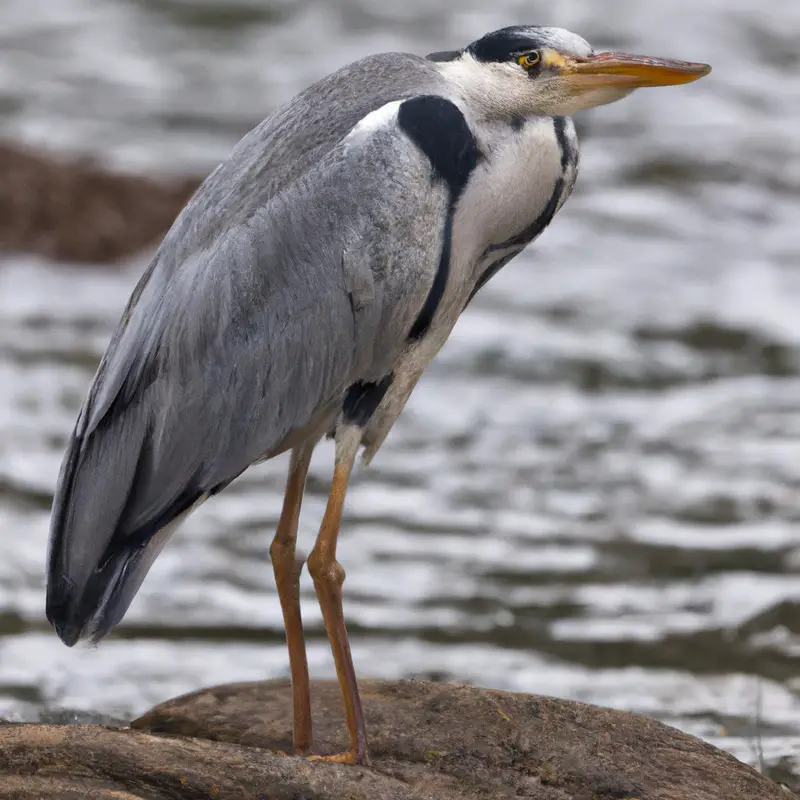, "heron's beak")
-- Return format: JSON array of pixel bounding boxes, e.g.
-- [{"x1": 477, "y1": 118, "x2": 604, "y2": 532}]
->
[{"x1": 570, "y1": 52, "x2": 711, "y2": 88}]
